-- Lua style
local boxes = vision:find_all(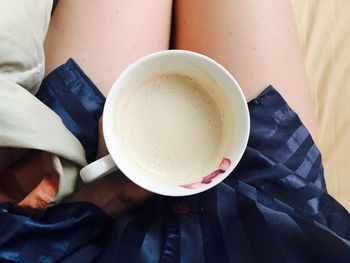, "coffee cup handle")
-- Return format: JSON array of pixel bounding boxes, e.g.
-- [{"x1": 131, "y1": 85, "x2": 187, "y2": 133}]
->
[{"x1": 80, "y1": 154, "x2": 119, "y2": 183}]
